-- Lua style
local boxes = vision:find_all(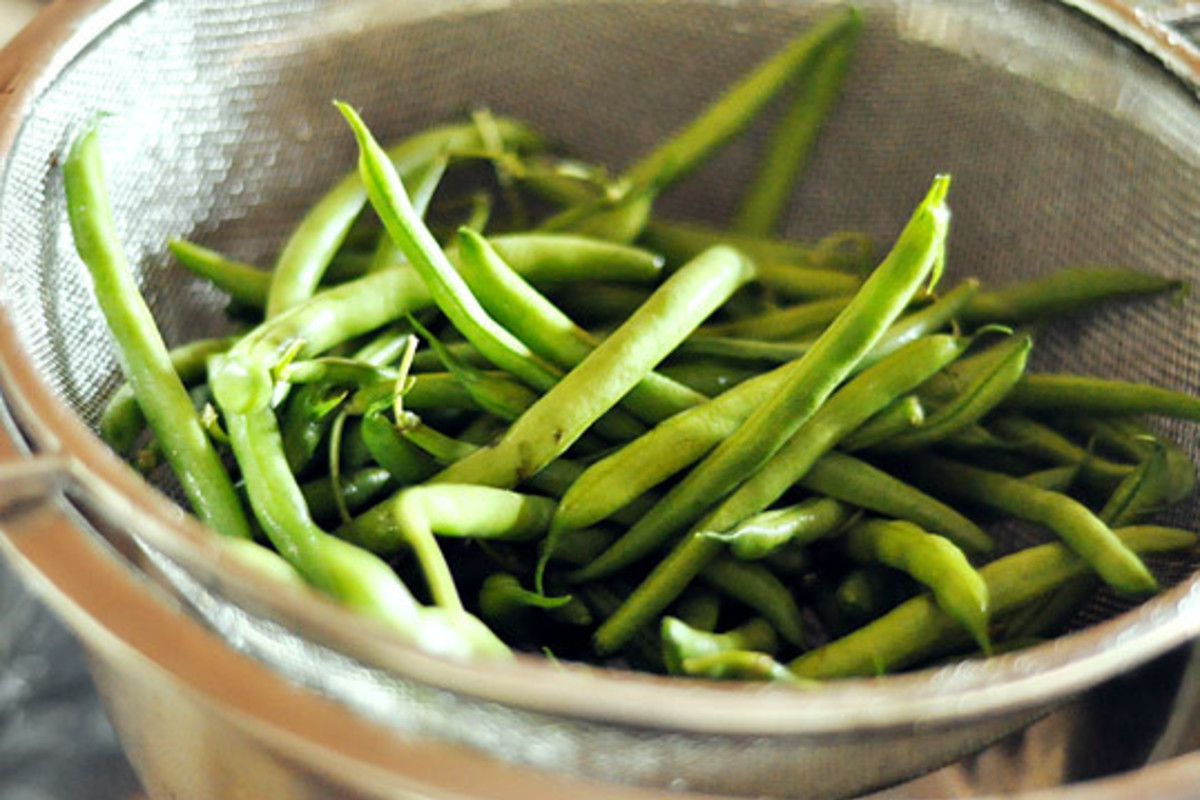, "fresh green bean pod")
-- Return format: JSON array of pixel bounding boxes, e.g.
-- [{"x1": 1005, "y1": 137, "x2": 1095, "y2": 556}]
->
[
  {"x1": 169, "y1": 239, "x2": 270, "y2": 308},
  {"x1": 872, "y1": 334, "x2": 1031, "y2": 452},
  {"x1": 1002, "y1": 374, "x2": 1200, "y2": 420},
  {"x1": 266, "y1": 117, "x2": 541, "y2": 317},
  {"x1": 300, "y1": 466, "x2": 395, "y2": 524},
  {"x1": 99, "y1": 335, "x2": 236, "y2": 455},
  {"x1": 661, "y1": 616, "x2": 778, "y2": 675},
  {"x1": 478, "y1": 574, "x2": 590, "y2": 632},
  {"x1": 682, "y1": 650, "x2": 815, "y2": 683},
  {"x1": 672, "y1": 589, "x2": 723, "y2": 633},
  {"x1": 454, "y1": 228, "x2": 707, "y2": 422},
  {"x1": 909, "y1": 455, "x2": 1158, "y2": 595},
  {"x1": 985, "y1": 414, "x2": 1134, "y2": 491},
  {"x1": 839, "y1": 395, "x2": 925, "y2": 451},
  {"x1": 732, "y1": 26, "x2": 859, "y2": 236},
  {"x1": 65, "y1": 124, "x2": 253, "y2": 541},
  {"x1": 425, "y1": 245, "x2": 753, "y2": 489},
  {"x1": 579, "y1": 330, "x2": 967, "y2": 588},
  {"x1": 958, "y1": 266, "x2": 1182, "y2": 326},
  {"x1": 698, "y1": 296, "x2": 853, "y2": 340},
  {"x1": 790, "y1": 526, "x2": 1193, "y2": 679},
  {"x1": 643, "y1": 218, "x2": 873, "y2": 276},
  {"x1": 800, "y1": 452, "x2": 993, "y2": 553},
  {"x1": 700, "y1": 557, "x2": 808, "y2": 647},
  {"x1": 844, "y1": 519, "x2": 991, "y2": 652},
  {"x1": 702, "y1": 496, "x2": 853, "y2": 560},
  {"x1": 623, "y1": 7, "x2": 862, "y2": 194}
]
